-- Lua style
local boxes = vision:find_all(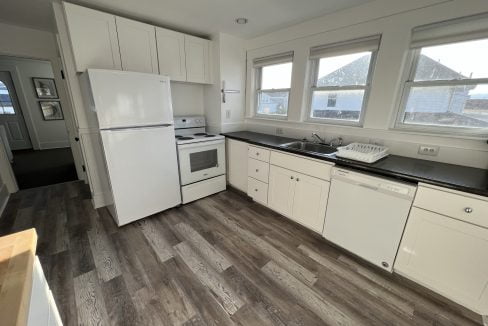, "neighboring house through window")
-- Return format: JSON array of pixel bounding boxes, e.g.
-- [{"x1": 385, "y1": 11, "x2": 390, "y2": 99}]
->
[
  {"x1": 254, "y1": 52, "x2": 293, "y2": 118},
  {"x1": 396, "y1": 14, "x2": 488, "y2": 134},
  {"x1": 308, "y1": 36, "x2": 380, "y2": 125}
]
